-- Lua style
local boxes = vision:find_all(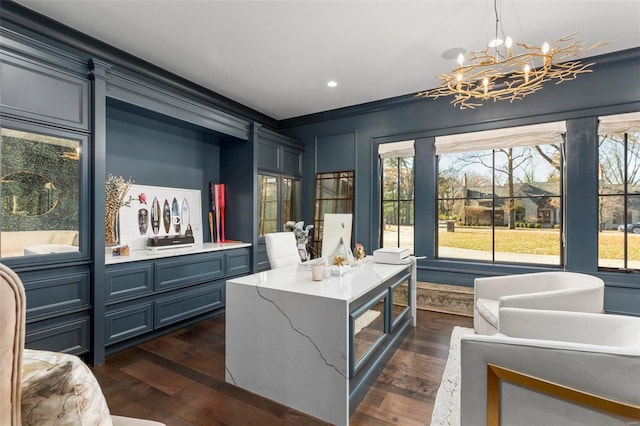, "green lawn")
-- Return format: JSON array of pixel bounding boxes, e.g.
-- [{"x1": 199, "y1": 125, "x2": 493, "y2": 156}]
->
[{"x1": 438, "y1": 227, "x2": 640, "y2": 260}]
